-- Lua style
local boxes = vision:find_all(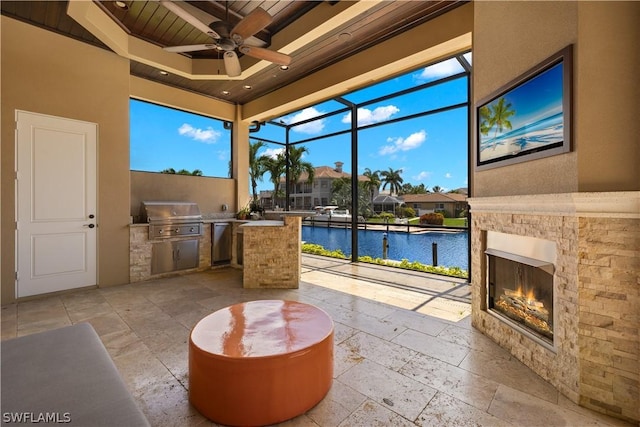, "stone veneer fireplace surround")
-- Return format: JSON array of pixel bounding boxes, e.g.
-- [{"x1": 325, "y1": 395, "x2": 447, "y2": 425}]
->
[{"x1": 468, "y1": 192, "x2": 639, "y2": 423}]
